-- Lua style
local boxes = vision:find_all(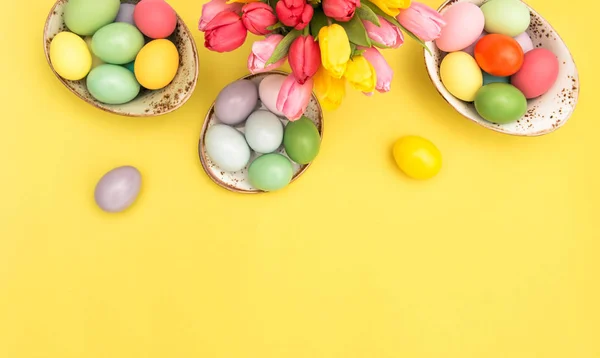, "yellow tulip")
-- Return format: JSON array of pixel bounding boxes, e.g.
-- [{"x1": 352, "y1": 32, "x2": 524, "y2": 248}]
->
[
  {"x1": 369, "y1": 0, "x2": 411, "y2": 17},
  {"x1": 318, "y1": 24, "x2": 351, "y2": 79},
  {"x1": 314, "y1": 66, "x2": 346, "y2": 110},
  {"x1": 343, "y1": 56, "x2": 377, "y2": 93}
]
